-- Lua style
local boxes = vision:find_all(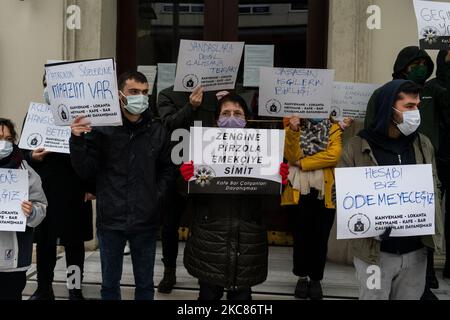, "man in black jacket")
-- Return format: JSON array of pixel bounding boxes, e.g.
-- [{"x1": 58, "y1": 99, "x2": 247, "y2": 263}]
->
[{"x1": 69, "y1": 71, "x2": 174, "y2": 300}]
